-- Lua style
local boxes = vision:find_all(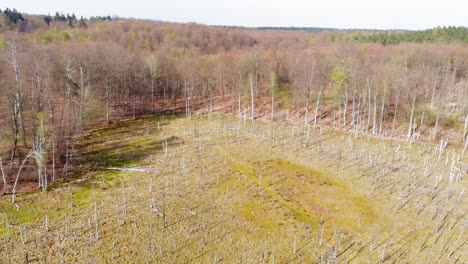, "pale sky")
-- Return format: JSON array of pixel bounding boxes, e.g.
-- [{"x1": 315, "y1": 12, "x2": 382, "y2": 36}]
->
[{"x1": 2, "y1": 0, "x2": 467, "y2": 30}]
